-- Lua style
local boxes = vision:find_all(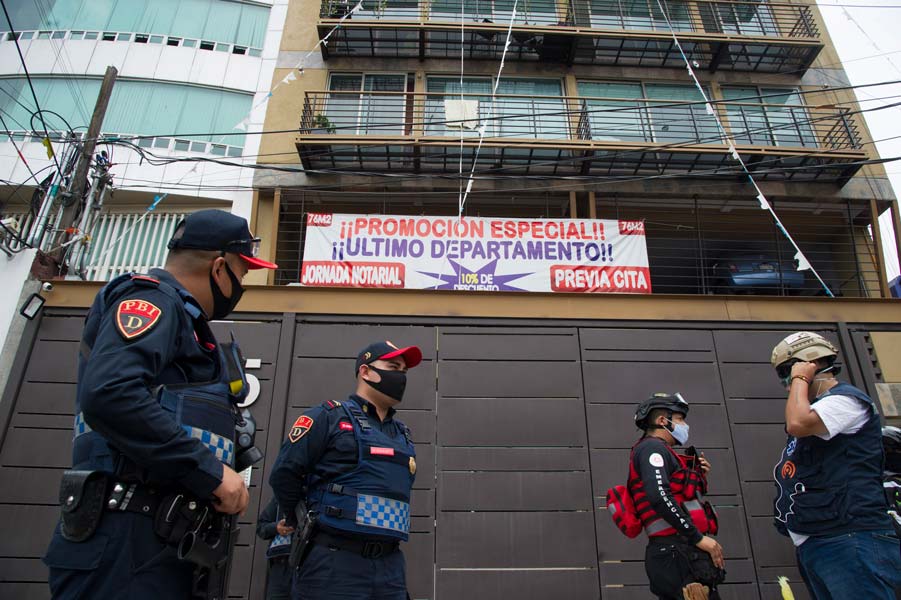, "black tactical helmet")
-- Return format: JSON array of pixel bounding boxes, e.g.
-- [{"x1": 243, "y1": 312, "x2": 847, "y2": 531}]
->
[
  {"x1": 884, "y1": 426, "x2": 901, "y2": 474},
  {"x1": 635, "y1": 392, "x2": 689, "y2": 429}
]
